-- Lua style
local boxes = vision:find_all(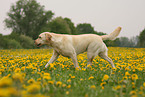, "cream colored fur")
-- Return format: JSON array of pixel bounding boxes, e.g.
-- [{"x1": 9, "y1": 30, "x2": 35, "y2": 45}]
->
[{"x1": 35, "y1": 27, "x2": 121, "y2": 69}]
